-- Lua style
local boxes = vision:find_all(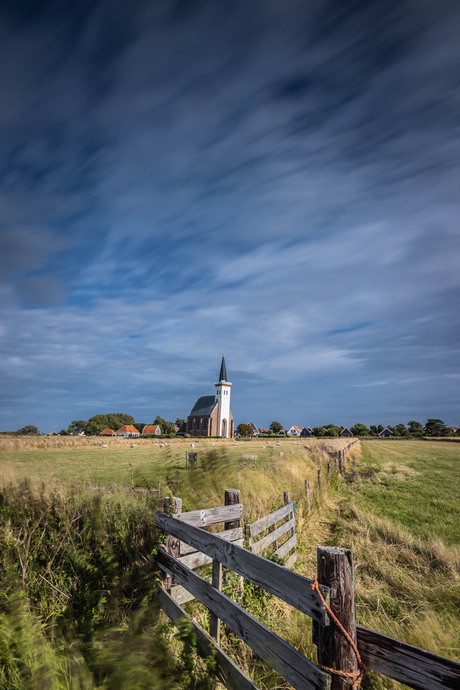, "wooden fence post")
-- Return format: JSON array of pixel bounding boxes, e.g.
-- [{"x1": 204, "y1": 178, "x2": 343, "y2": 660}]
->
[
  {"x1": 338, "y1": 451, "x2": 343, "y2": 475},
  {"x1": 305, "y1": 479, "x2": 311, "y2": 513},
  {"x1": 225, "y1": 489, "x2": 243, "y2": 595},
  {"x1": 283, "y1": 491, "x2": 290, "y2": 505},
  {"x1": 163, "y1": 497, "x2": 182, "y2": 589},
  {"x1": 224, "y1": 489, "x2": 241, "y2": 529},
  {"x1": 210, "y1": 559, "x2": 223, "y2": 643},
  {"x1": 317, "y1": 469, "x2": 322, "y2": 492},
  {"x1": 316, "y1": 546, "x2": 358, "y2": 689},
  {"x1": 327, "y1": 462, "x2": 332, "y2": 479}
]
